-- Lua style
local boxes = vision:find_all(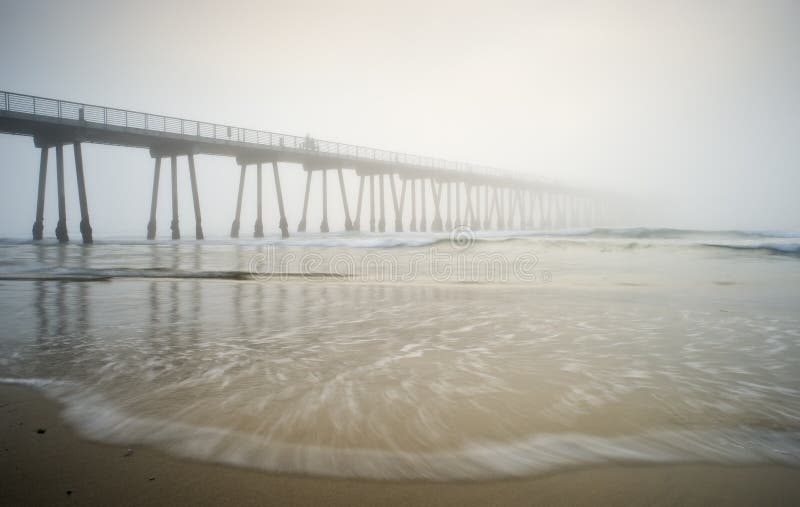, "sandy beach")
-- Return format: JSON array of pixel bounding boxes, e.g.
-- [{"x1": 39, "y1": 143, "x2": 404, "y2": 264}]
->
[
  {"x1": 2, "y1": 0, "x2": 800, "y2": 503},
  {"x1": 1, "y1": 384, "x2": 798, "y2": 506}
]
